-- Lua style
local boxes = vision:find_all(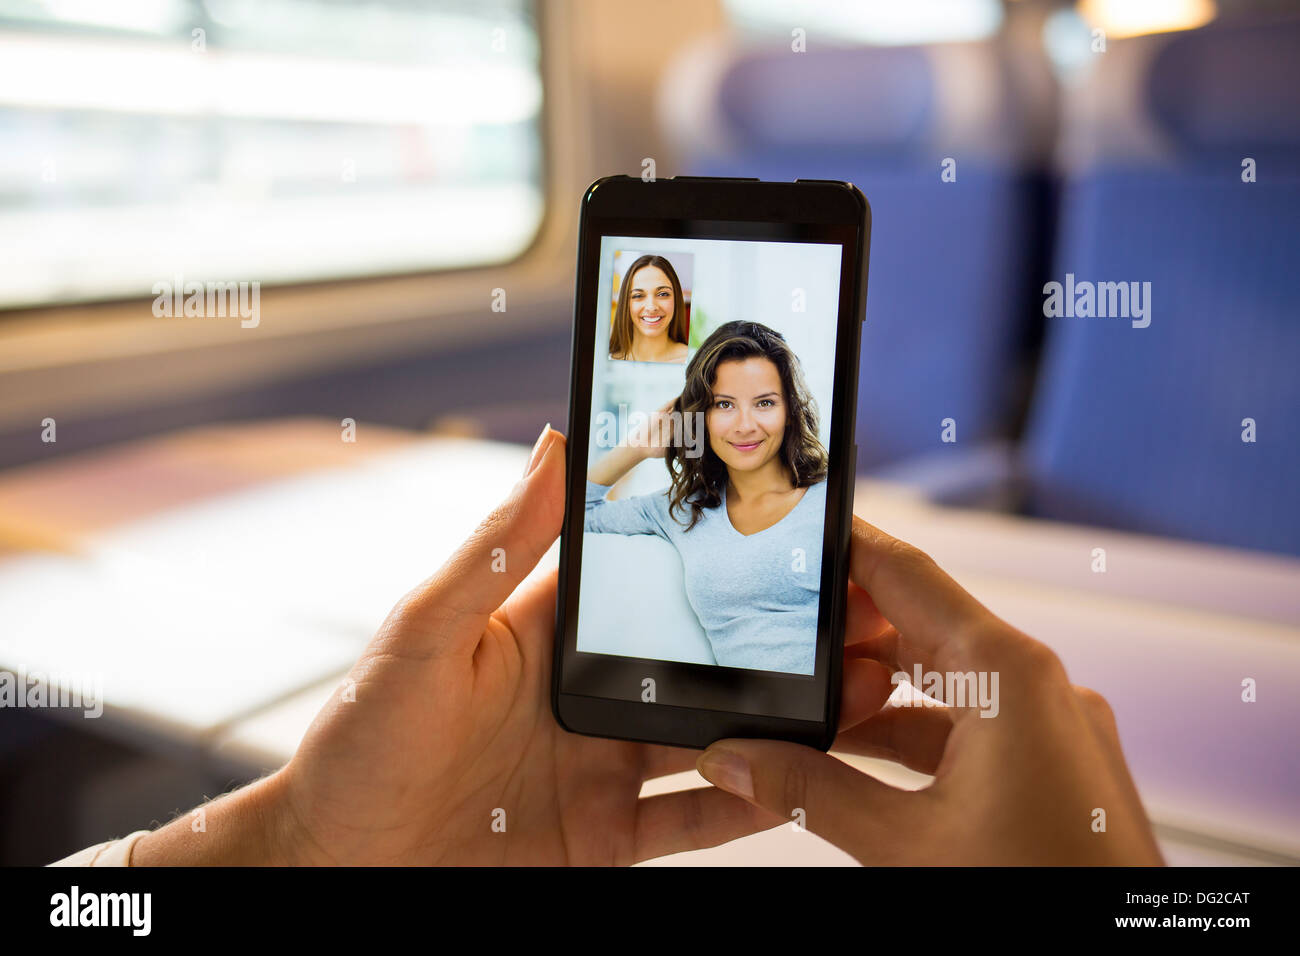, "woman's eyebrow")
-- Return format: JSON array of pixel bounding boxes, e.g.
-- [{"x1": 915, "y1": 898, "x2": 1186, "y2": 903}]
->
[{"x1": 713, "y1": 391, "x2": 780, "y2": 400}]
